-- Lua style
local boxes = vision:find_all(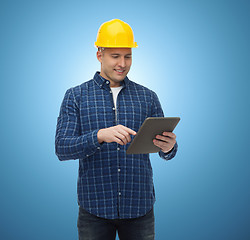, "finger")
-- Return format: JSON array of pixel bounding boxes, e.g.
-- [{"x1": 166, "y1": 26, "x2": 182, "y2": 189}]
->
[
  {"x1": 117, "y1": 129, "x2": 131, "y2": 143},
  {"x1": 114, "y1": 136, "x2": 125, "y2": 145},
  {"x1": 155, "y1": 135, "x2": 170, "y2": 142},
  {"x1": 155, "y1": 136, "x2": 176, "y2": 147},
  {"x1": 115, "y1": 132, "x2": 129, "y2": 145},
  {"x1": 162, "y1": 132, "x2": 176, "y2": 139},
  {"x1": 153, "y1": 139, "x2": 168, "y2": 149},
  {"x1": 153, "y1": 139, "x2": 172, "y2": 152},
  {"x1": 119, "y1": 125, "x2": 137, "y2": 135}
]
